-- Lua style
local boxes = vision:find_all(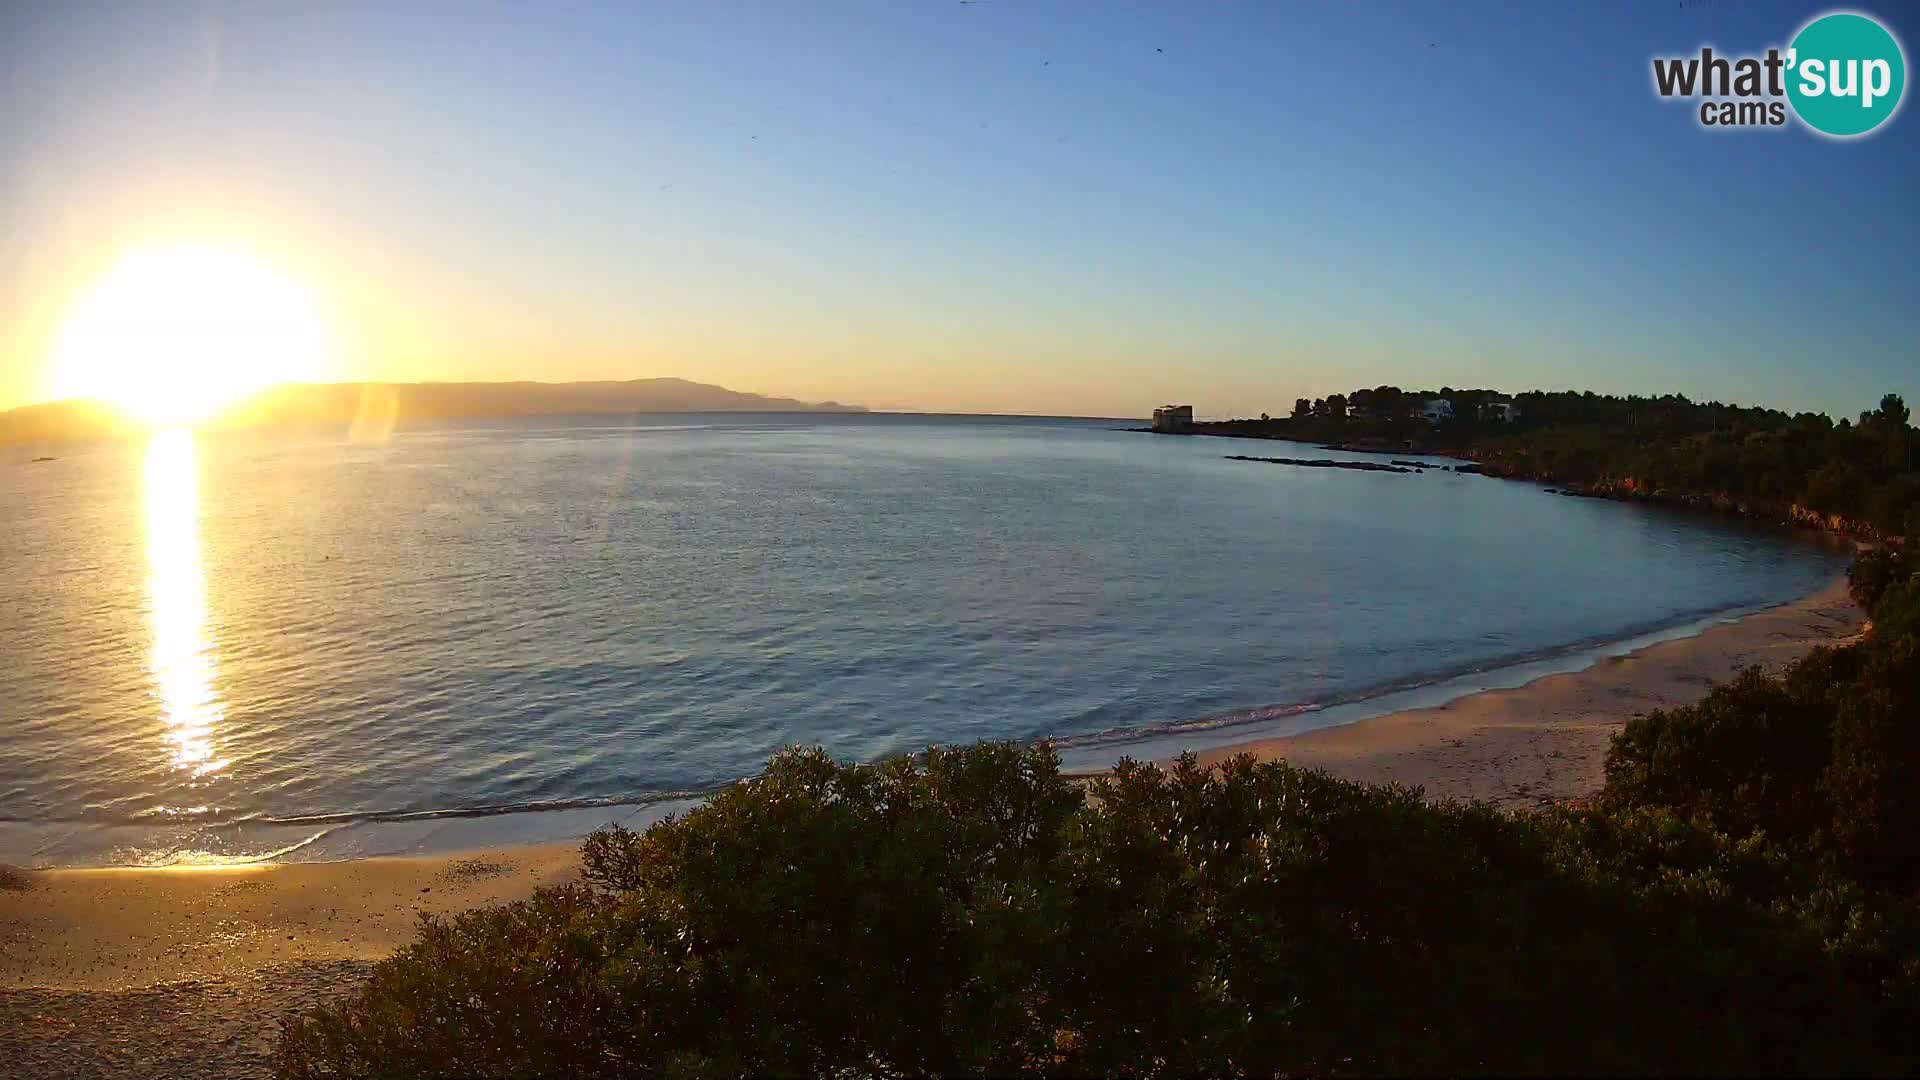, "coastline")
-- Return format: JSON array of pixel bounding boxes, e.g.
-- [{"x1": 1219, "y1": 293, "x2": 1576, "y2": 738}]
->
[
  {"x1": 1183, "y1": 571, "x2": 1862, "y2": 806},
  {"x1": 2, "y1": 572, "x2": 1865, "y2": 990},
  {"x1": 6, "y1": 585, "x2": 1840, "y2": 871},
  {"x1": 1145, "y1": 425, "x2": 1888, "y2": 541},
  {"x1": 0, "y1": 571, "x2": 1866, "y2": 1075}
]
